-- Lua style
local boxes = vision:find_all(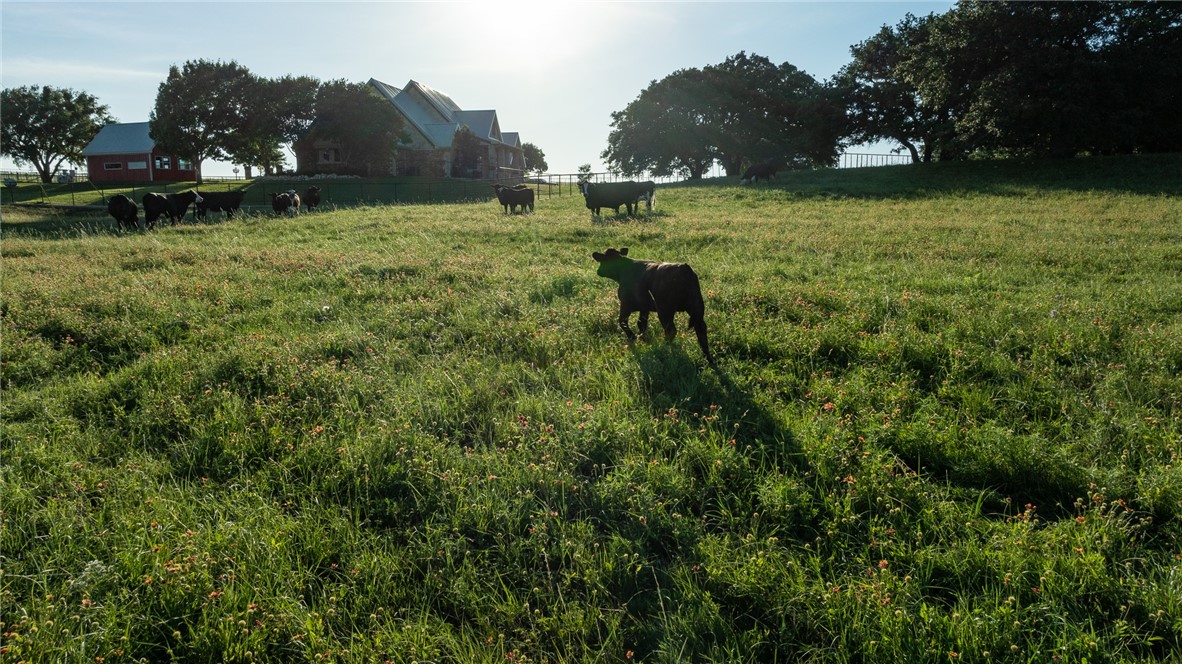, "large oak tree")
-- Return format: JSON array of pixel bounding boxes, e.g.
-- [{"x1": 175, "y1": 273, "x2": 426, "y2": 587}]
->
[
  {"x1": 1, "y1": 85, "x2": 114, "y2": 183},
  {"x1": 602, "y1": 52, "x2": 842, "y2": 179},
  {"x1": 298, "y1": 80, "x2": 406, "y2": 176},
  {"x1": 149, "y1": 59, "x2": 255, "y2": 183}
]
